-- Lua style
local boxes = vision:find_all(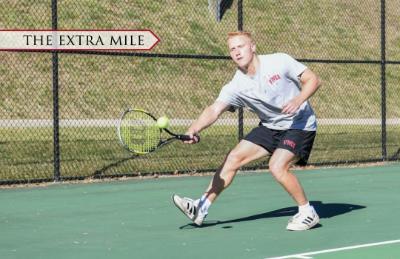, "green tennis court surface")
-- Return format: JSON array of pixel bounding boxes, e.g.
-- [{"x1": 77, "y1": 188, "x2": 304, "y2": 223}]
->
[{"x1": 1, "y1": 163, "x2": 400, "y2": 259}]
